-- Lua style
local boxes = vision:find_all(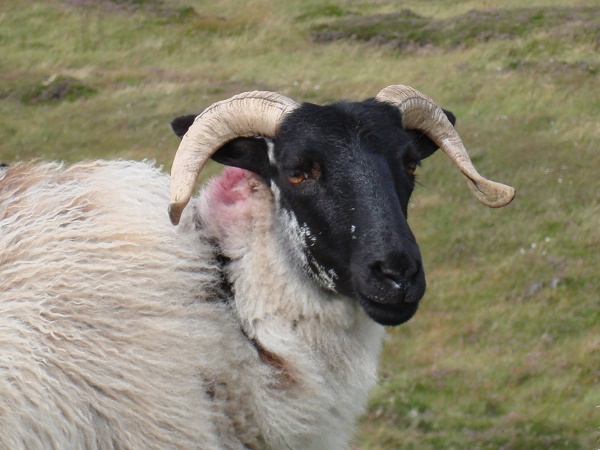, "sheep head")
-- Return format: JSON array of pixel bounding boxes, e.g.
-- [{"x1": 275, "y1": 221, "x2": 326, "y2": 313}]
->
[{"x1": 169, "y1": 86, "x2": 515, "y2": 326}]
